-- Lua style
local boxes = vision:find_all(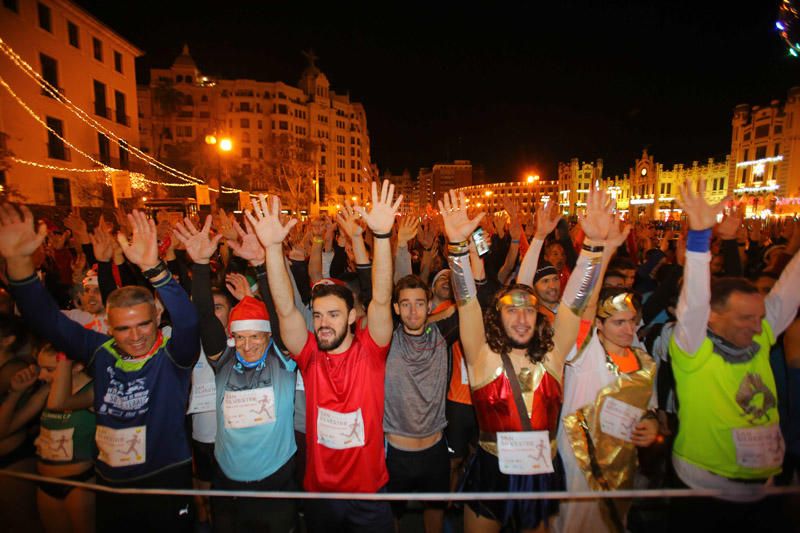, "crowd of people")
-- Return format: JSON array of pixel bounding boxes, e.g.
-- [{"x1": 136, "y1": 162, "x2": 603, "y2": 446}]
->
[{"x1": 0, "y1": 177, "x2": 798, "y2": 533}]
